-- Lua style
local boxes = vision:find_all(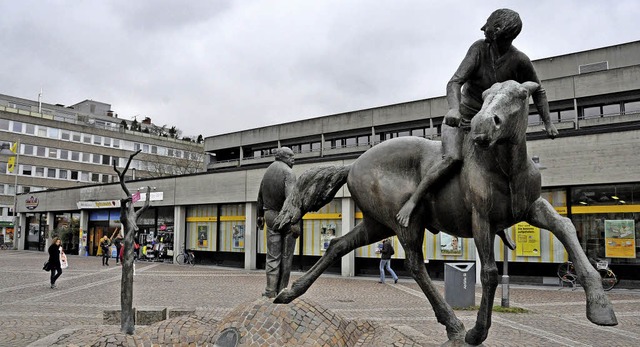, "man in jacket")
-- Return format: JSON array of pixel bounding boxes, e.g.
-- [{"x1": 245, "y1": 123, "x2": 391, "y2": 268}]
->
[{"x1": 257, "y1": 147, "x2": 300, "y2": 298}]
